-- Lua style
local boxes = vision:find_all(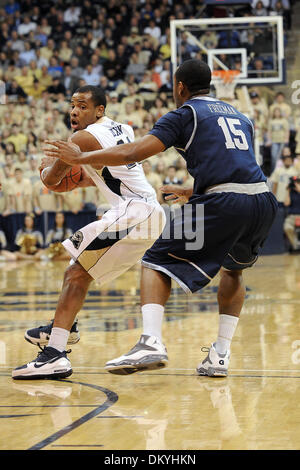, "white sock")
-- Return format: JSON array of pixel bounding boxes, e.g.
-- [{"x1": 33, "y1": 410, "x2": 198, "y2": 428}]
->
[
  {"x1": 48, "y1": 327, "x2": 69, "y2": 352},
  {"x1": 215, "y1": 314, "x2": 239, "y2": 354},
  {"x1": 142, "y1": 304, "x2": 164, "y2": 342}
]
